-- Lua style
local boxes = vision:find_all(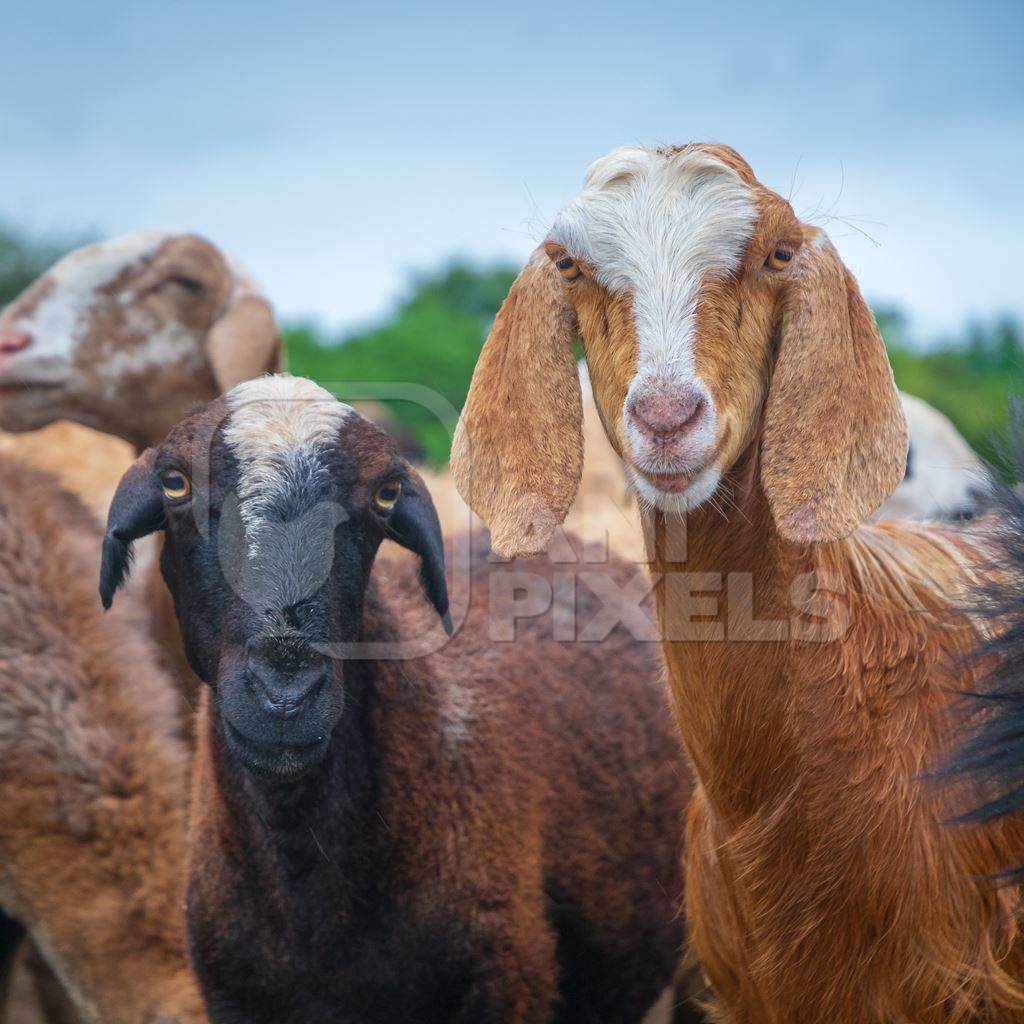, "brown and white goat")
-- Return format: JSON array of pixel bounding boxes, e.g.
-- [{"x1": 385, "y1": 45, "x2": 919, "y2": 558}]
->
[
  {"x1": 0, "y1": 456, "x2": 205, "y2": 1024},
  {"x1": 452, "y1": 143, "x2": 1024, "y2": 1022},
  {"x1": 0, "y1": 233, "x2": 268, "y2": 1022},
  {"x1": 100, "y1": 374, "x2": 697, "y2": 1024},
  {"x1": 0, "y1": 230, "x2": 281, "y2": 452}
]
